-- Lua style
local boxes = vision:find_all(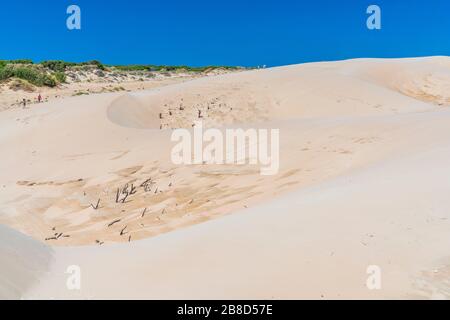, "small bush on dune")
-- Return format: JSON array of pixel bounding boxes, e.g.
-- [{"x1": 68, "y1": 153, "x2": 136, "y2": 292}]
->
[{"x1": 54, "y1": 71, "x2": 67, "y2": 83}]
